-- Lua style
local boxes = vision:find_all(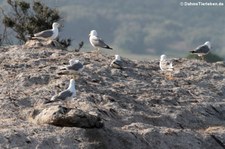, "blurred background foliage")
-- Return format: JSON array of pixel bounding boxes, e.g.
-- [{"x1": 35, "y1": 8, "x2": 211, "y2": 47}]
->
[
  {"x1": 0, "y1": 0, "x2": 224, "y2": 60},
  {"x1": 187, "y1": 52, "x2": 224, "y2": 63}
]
